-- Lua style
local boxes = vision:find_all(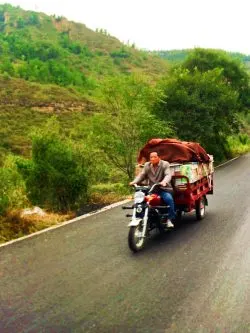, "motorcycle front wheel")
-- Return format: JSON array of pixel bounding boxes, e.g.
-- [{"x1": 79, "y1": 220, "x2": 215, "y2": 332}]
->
[{"x1": 128, "y1": 225, "x2": 147, "y2": 252}]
